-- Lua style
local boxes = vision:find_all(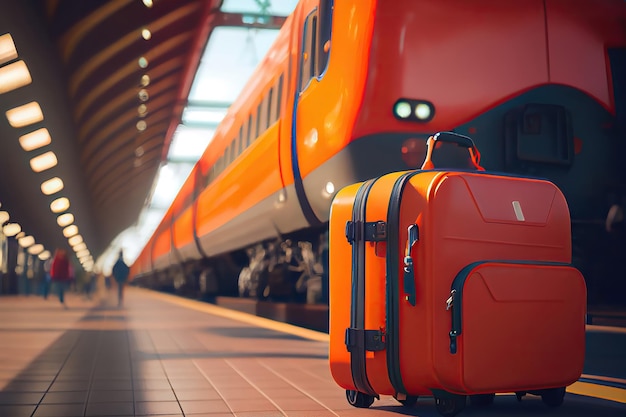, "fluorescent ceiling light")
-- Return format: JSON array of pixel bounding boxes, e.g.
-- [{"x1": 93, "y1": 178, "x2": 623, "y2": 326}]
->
[
  {"x1": 28, "y1": 244, "x2": 44, "y2": 255},
  {"x1": 63, "y1": 224, "x2": 78, "y2": 238},
  {"x1": 50, "y1": 197, "x2": 69, "y2": 213},
  {"x1": 57, "y1": 212, "x2": 74, "y2": 227},
  {"x1": 68, "y1": 234, "x2": 83, "y2": 246},
  {"x1": 6, "y1": 101, "x2": 44, "y2": 128},
  {"x1": 38, "y1": 250, "x2": 51, "y2": 261},
  {"x1": 18, "y1": 235, "x2": 35, "y2": 248},
  {"x1": 72, "y1": 242, "x2": 86, "y2": 252},
  {"x1": 181, "y1": 107, "x2": 226, "y2": 125},
  {"x1": 2, "y1": 223, "x2": 21, "y2": 237},
  {"x1": 30, "y1": 151, "x2": 57, "y2": 172},
  {"x1": 19, "y1": 128, "x2": 51, "y2": 151},
  {"x1": 76, "y1": 249, "x2": 90, "y2": 258},
  {"x1": 0, "y1": 33, "x2": 18, "y2": 65},
  {"x1": 168, "y1": 125, "x2": 215, "y2": 160},
  {"x1": 41, "y1": 177, "x2": 64, "y2": 195},
  {"x1": 220, "y1": 0, "x2": 298, "y2": 16},
  {"x1": 0, "y1": 211, "x2": 9, "y2": 224},
  {"x1": 0, "y1": 60, "x2": 32, "y2": 94}
]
